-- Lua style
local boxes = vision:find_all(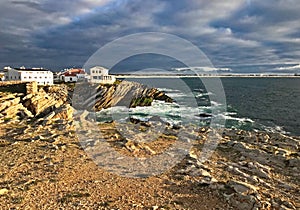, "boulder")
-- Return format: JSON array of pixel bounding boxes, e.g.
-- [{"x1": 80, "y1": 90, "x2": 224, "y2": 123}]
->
[{"x1": 227, "y1": 180, "x2": 258, "y2": 195}]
